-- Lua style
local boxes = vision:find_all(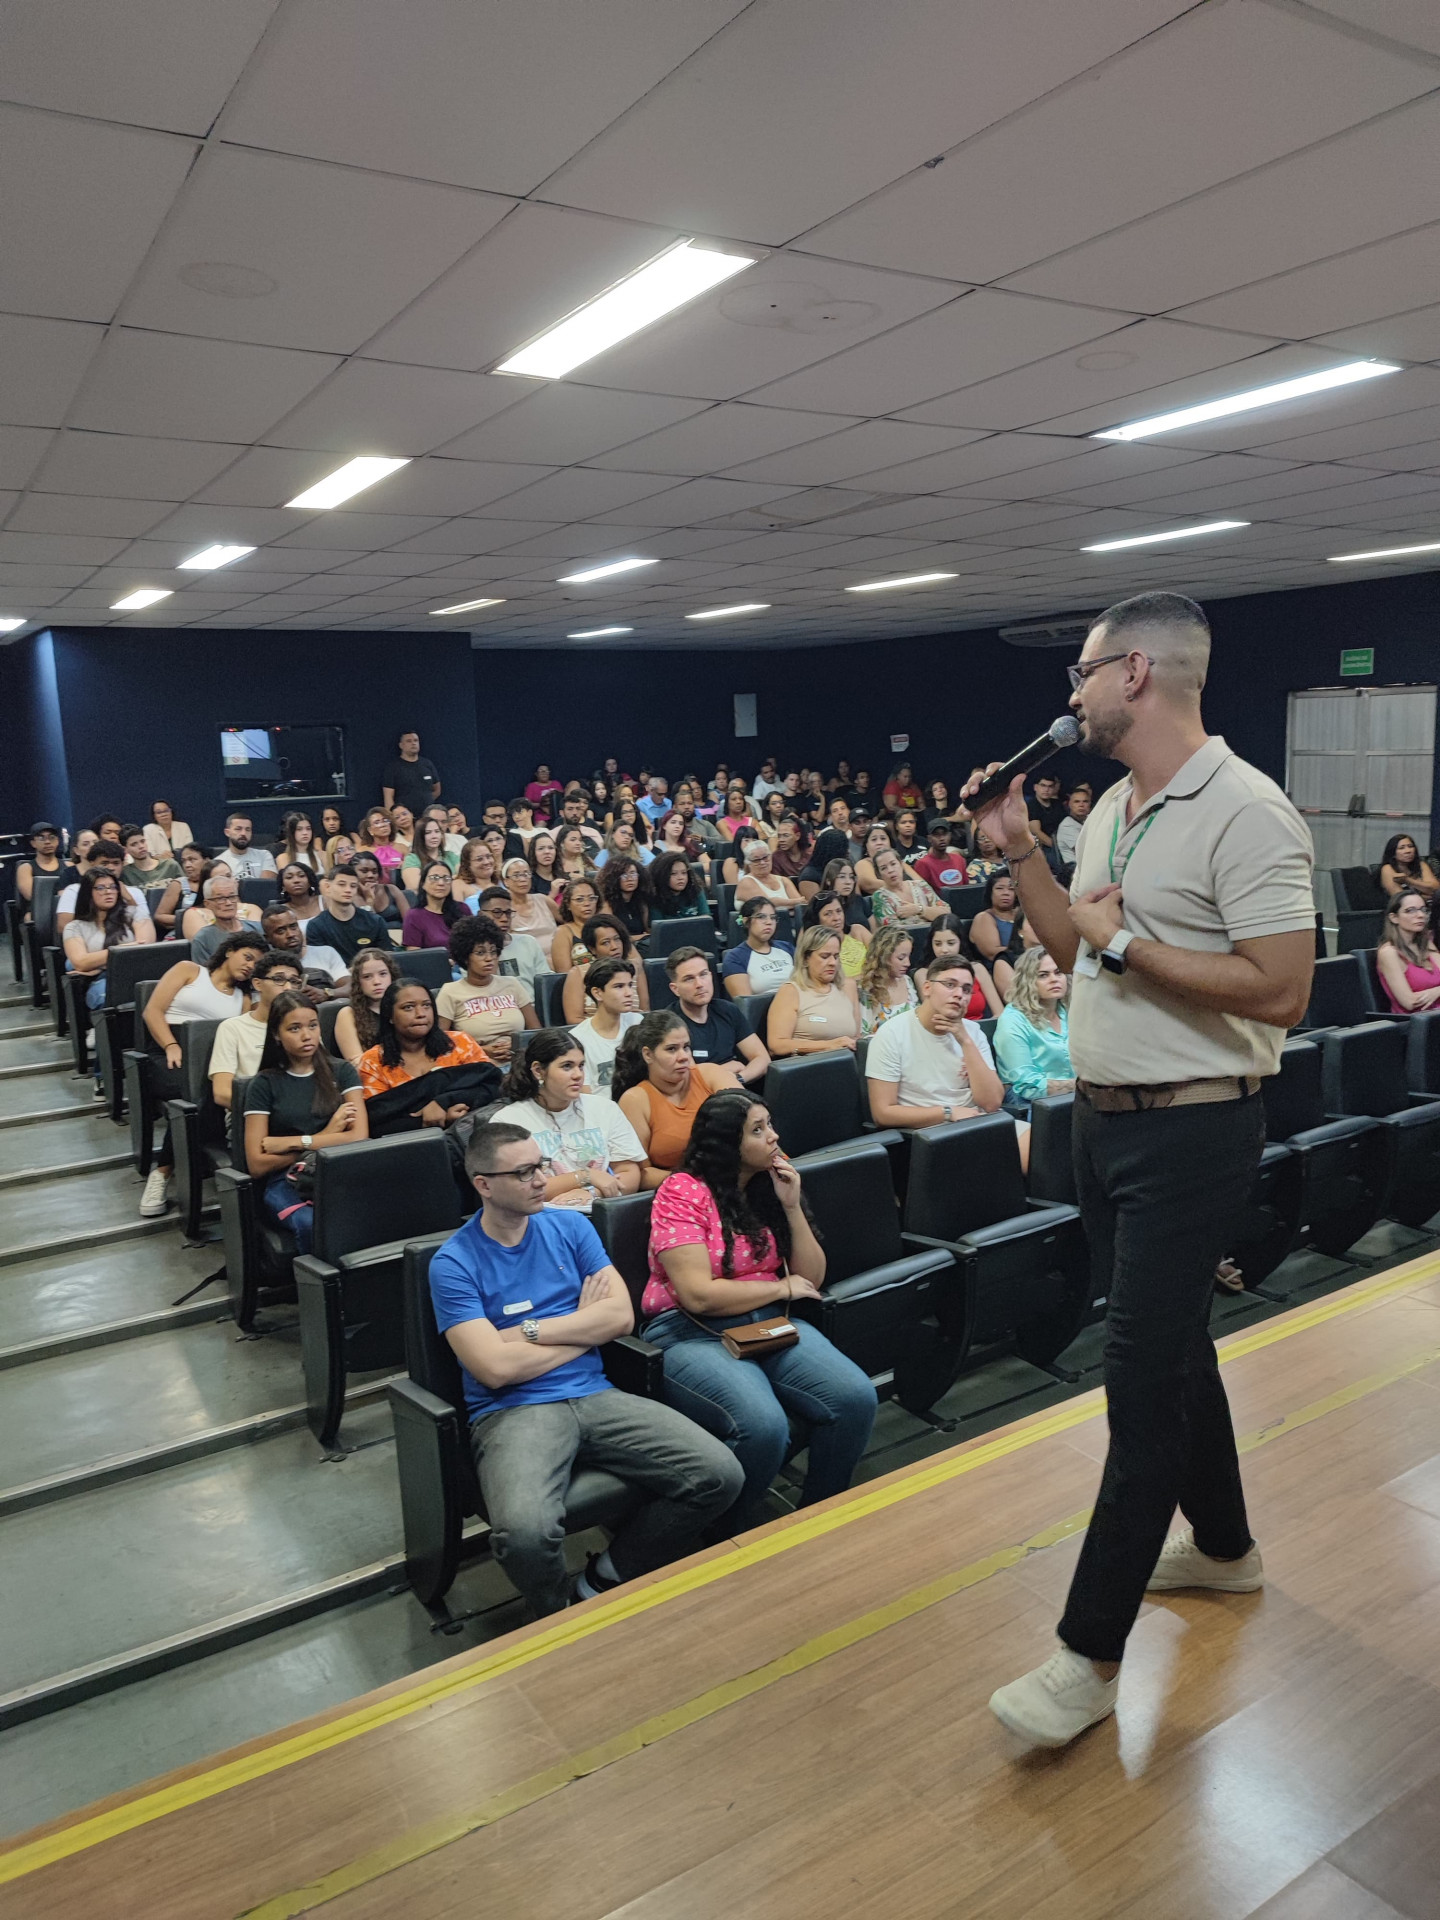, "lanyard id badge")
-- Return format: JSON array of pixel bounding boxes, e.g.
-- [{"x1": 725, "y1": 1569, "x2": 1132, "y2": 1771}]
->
[{"x1": 1075, "y1": 797, "x2": 1162, "y2": 977}]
